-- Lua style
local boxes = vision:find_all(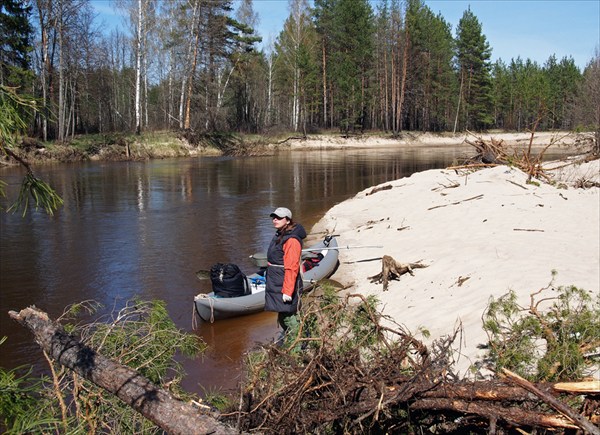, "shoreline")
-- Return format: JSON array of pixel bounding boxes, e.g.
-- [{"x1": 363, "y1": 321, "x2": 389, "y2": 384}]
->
[
  {"x1": 2, "y1": 131, "x2": 592, "y2": 166},
  {"x1": 283, "y1": 130, "x2": 586, "y2": 151},
  {"x1": 310, "y1": 155, "x2": 599, "y2": 377}
]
